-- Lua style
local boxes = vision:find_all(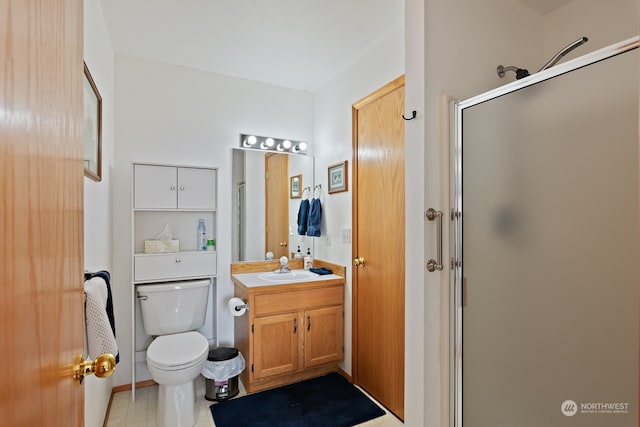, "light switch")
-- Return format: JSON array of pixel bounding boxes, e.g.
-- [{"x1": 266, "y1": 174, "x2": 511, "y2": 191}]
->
[{"x1": 341, "y1": 228, "x2": 351, "y2": 244}]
